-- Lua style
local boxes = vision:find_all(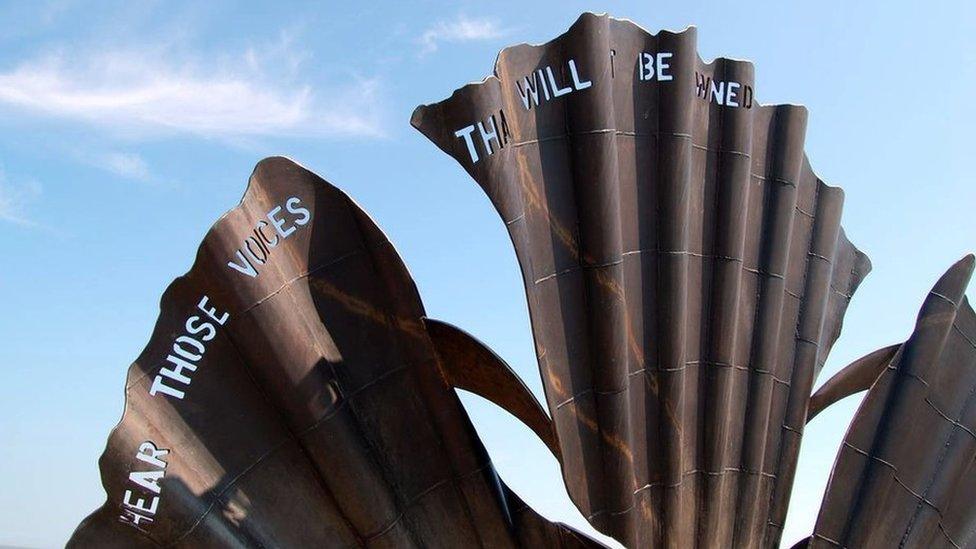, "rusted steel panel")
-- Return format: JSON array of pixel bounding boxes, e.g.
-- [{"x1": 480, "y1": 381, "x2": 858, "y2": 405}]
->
[
  {"x1": 806, "y1": 344, "x2": 900, "y2": 421},
  {"x1": 809, "y1": 256, "x2": 976, "y2": 549},
  {"x1": 426, "y1": 318, "x2": 562, "y2": 459},
  {"x1": 69, "y1": 157, "x2": 603, "y2": 548},
  {"x1": 412, "y1": 13, "x2": 870, "y2": 548}
]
